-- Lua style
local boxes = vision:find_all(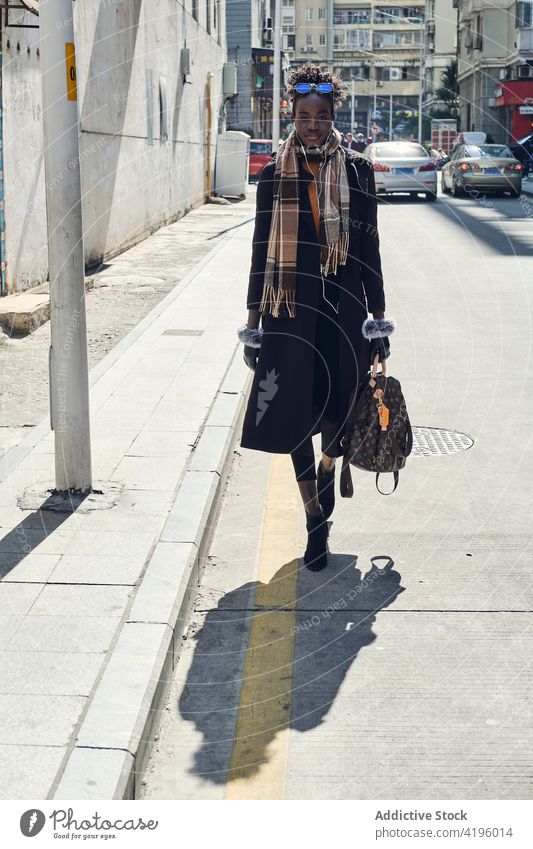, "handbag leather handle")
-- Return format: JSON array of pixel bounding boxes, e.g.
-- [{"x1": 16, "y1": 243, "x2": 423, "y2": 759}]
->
[
  {"x1": 372, "y1": 353, "x2": 387, "y2": 379},
  {"x1": 340, "y1": 455, "x2": 354, "y2": 498}
]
